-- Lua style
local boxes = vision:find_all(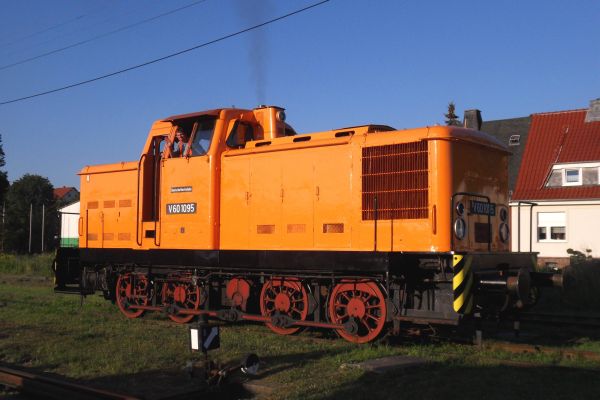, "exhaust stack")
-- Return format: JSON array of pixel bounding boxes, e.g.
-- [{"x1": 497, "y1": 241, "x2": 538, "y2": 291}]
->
[{"x1": 253, "y1": 105, "x2": 287, "y2": 140}]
